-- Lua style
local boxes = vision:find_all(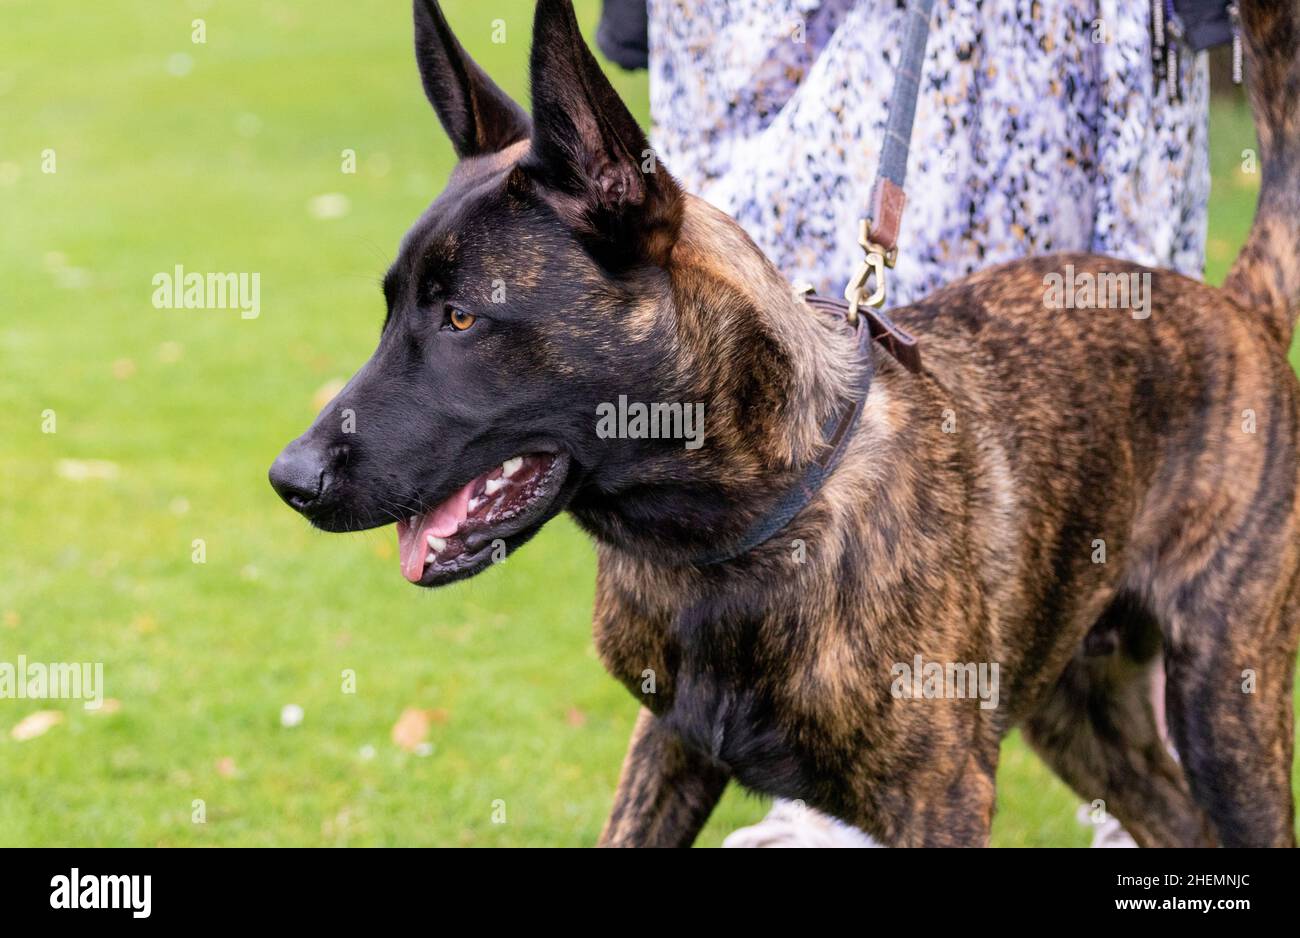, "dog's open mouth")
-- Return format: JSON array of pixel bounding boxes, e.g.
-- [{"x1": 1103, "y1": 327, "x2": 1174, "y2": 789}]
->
[{"x1": 395, "y1": 452, "x2": 568, "y2": 585}]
